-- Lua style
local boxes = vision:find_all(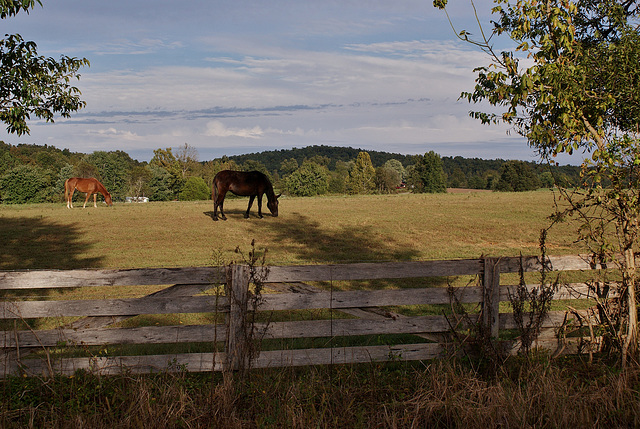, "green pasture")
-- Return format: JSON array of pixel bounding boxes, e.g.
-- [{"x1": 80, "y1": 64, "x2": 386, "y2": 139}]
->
[
  {"x1": 5, "y1": 191, "x2": 631, "y2": 429},
  {"x1": 0, "y1": 190, "x2": 581, "y2": 270},
  {"x1": 0, "y1": 190, "x2": 592, "y2": 341}
]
